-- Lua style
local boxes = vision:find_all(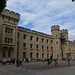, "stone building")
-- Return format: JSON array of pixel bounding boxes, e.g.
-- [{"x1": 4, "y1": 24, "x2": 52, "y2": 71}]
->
[{"x1": 0, "y1": 9, "x2": 75, "y2": 60}]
